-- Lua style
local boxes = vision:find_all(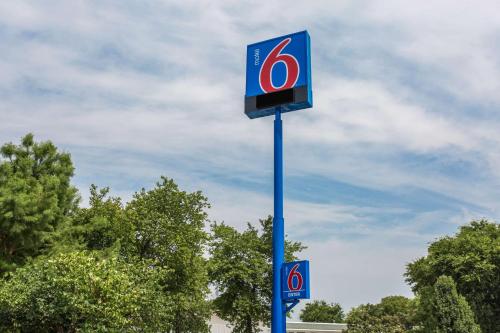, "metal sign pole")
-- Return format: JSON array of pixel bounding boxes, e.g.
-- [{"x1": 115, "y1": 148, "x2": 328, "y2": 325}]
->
[
  {"x1": 245, "y1": 31, "x2": 312, "y2": 333},
  {"x1": 272, "y1": 106, "x2": 285, "y2": 333}
]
